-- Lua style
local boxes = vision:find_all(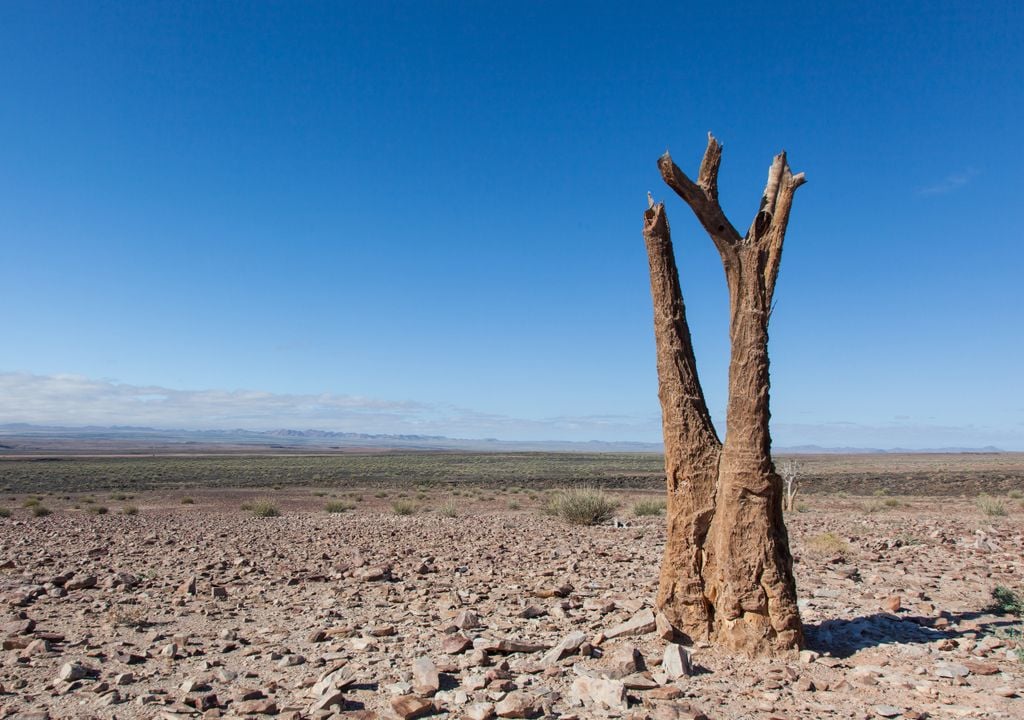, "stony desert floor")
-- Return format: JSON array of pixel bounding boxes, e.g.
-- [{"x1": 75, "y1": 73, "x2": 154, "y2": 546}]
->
[{"x1": 0, "y1": 487, "x2": 1021, "y2": 720}]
